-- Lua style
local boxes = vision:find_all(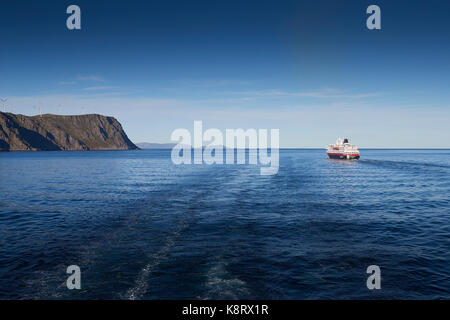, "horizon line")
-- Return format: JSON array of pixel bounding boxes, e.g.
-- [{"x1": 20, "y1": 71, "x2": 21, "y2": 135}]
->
[{"x1": 135, "y1": 145, "x2": 450, "y2": 150}]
